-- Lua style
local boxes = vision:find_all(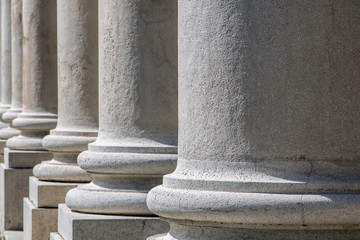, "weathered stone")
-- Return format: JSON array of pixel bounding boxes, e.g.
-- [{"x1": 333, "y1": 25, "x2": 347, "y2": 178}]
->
[
  {"x1": 33, "y1": 0, "x2": 98, "y2": 183},
  {"x1": 66, "y1": 0, "x2": 178, "y2": 217},
  {"x1": 6, "y1": 0, "x2": 57, "y2": 151},
  {"x1": 54, "y1": 204, "x2": 169, "y2": 240},
  {"x1": 147, "y1": 1, "x2": 360, "y2": 239},
  {"x1": 23, "y1": 198, "x2": 57, "y2": 240}
]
